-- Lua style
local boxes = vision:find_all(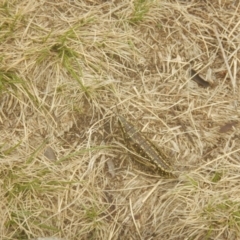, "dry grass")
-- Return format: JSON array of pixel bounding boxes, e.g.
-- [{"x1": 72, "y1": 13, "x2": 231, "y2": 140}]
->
[{"x1": 0, "y1": 0, "x2": 240, "y2": 239}]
